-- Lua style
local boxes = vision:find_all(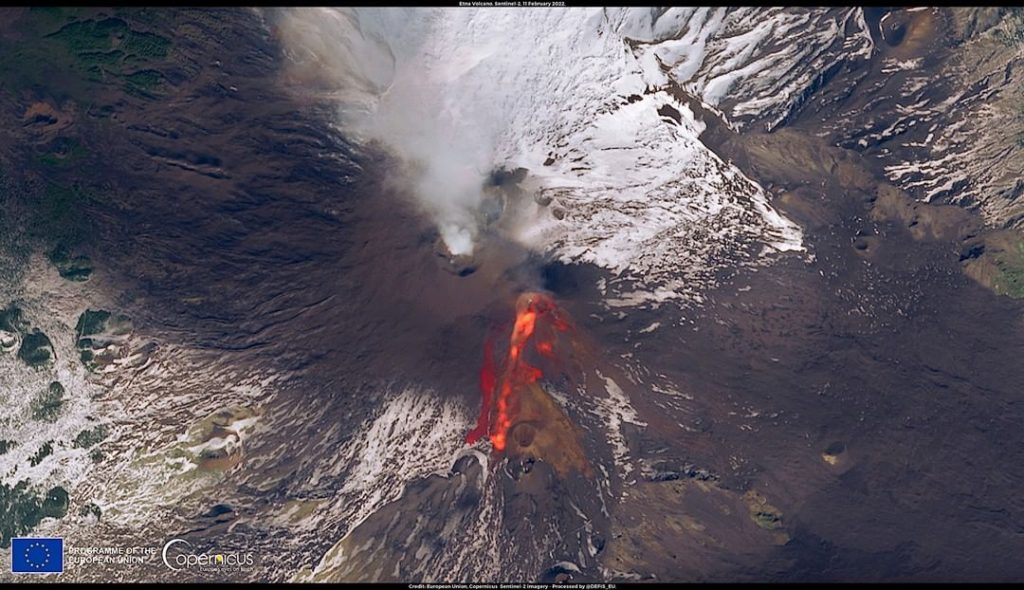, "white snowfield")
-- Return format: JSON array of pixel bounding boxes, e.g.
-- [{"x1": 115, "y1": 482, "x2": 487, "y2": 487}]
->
[{"x1": 276, "y1": 7, "x2": 880, "y2": 305}]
